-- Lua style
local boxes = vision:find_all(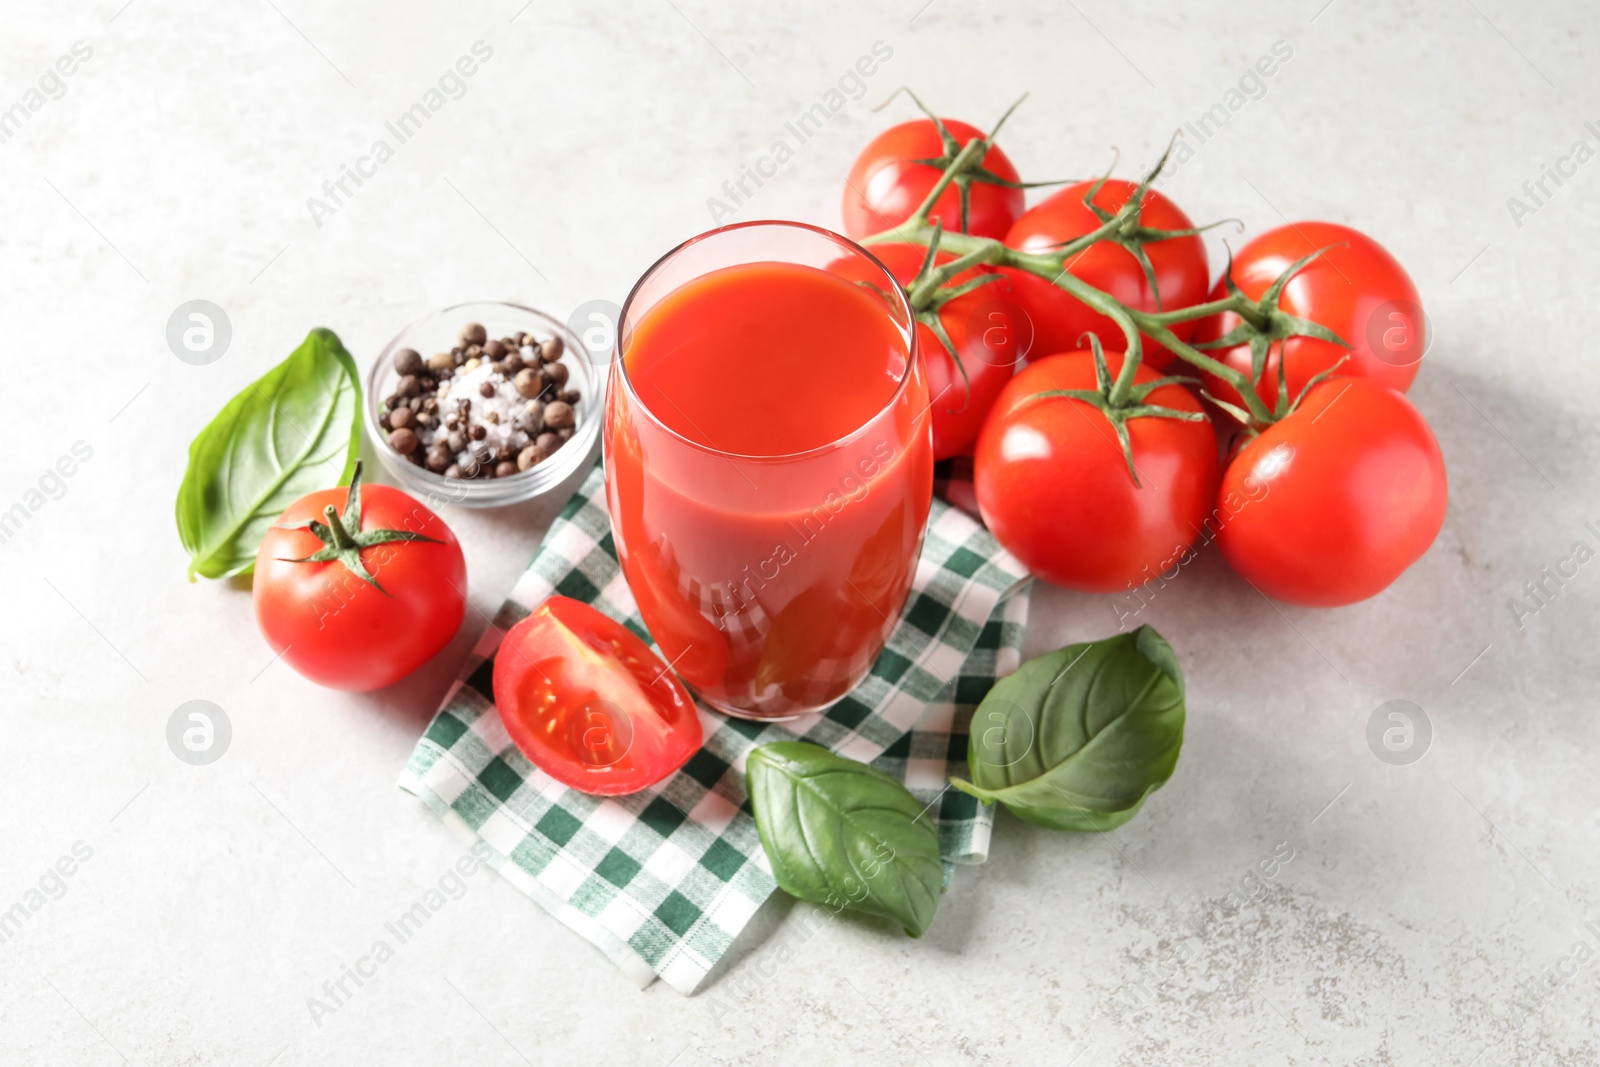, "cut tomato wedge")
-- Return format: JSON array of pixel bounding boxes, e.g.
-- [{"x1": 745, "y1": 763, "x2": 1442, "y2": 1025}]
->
[{"x1": 492, "y1": 596, "x2": 702, "y2": 795}]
